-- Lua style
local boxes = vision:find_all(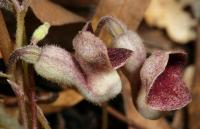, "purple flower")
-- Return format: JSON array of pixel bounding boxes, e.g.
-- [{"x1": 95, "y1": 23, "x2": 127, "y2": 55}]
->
[
  {"x1": 94, "y1": 16, "x2": 192, "y2": 119},
  {"x1": 9, "y1": 22, "x2": 133, "y2": 103},
  {"x1": 137, "y1": 51, "x2": 192, "y2": 119}
]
